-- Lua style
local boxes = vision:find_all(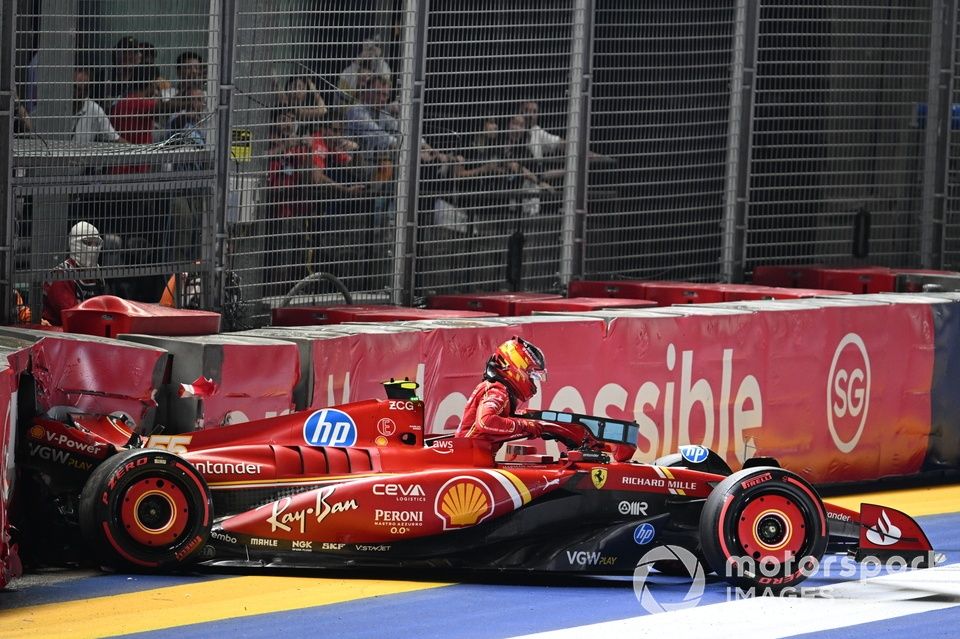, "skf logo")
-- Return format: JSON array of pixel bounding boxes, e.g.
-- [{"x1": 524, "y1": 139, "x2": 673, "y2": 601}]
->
[
  {"x1": 827, "y1": 333, "x2": 871, "y2": 454},
  {"x1": 303, "y1": 409, "x2": 357, "y2": 447},
  {"x1": 434, "y1": 476, "x2": 494, "y2": 530},
  {"x1": 591, "y1": 468, "x2": 608, "y2": 490}
]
